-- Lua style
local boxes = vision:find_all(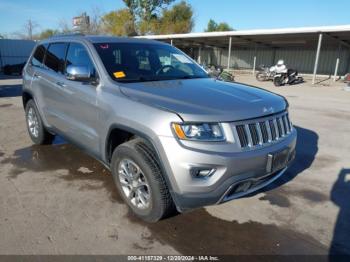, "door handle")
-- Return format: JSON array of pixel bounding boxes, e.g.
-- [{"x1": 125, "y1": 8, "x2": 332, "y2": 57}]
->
[
  {"x1": 33, "y1": 74, "x2": 42, "y2": 79},
  {"x1": 56, "y1": 82, "x2": 67, "y2": 88}
]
